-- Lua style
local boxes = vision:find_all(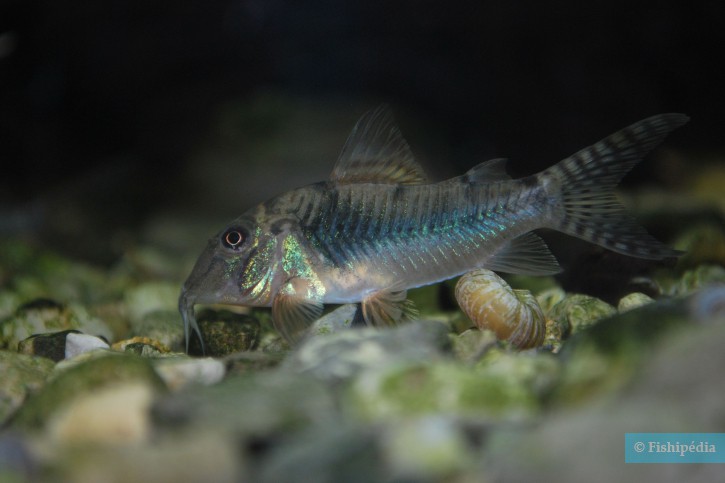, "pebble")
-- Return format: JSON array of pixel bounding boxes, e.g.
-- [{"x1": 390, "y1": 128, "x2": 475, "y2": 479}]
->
[
  {"x1": 10, "y1": 353, "x2": 166, "y2": 431},
  {"x1": 308, "y1": 303, "x2": 357, "y2": 336},
  {"x1": 535, "y1": 287, "x2": 567, "y2": 314},
  {"x1": 672, "y1": 264, "x2": 725, "y2": 296},
  {"x1": 688, "y1": 284, "x2": 725, "y2": 322},
  {"x1": 46, "y1": 382, "x2": 155, "y2": 444},
  {"x1": 0, "y1": 290, "x2": 20, "y2": 320},
  {"x1": 0, "y1": 432, "x2": 37, "y2": 481},
  {"x1": 382, "y1": 416, "x2": 474, "y2": 480},
  {"x1": 16, "y1": 330, "x2": 110, "y2": 362},
  {"x1": 64, "y1": 332, "x2": 110, "y2": 359},
  {"x1": 123, "y1": 282, "x2": 180, "y2": 323},
  {"x1": 130, "y1": 310, "x2": 185, "y2": 352},
  {"x1": 153, "y1": 357, "x2": 226, "y2": 391},
  {"x1": 348, "y1": 354, "x2": 557, "y2": 423},
  {"x1": 17, "y1": 330, "x2": 78, "y2": 362},
  {"x1": 112, "y1": 336, "x2": 171, "y2": 356},
  {"x1": 55, "y1": 430, "x2": 242, "y2": 483},
  {"x1": 0, "y1": 350, "x2": 55, "y2": 424},
  {"x1": 284, "y1": 320, "x2": 451, "y2": 383},
  {"x1": 617, "y1": 292, "x2": 654, "y2": 313},
  {"x1": 187, "y1": 309, "x2": 261, "y2": 357},
  {"x1": 451, "y1": 328, "x2": 498, "y2": 363},
  {"x1": 548, "y1": 294, "x2": 616, "y2": 335},
  {"x1": 0, "y1": 299, "x2": 111, "y2": 351}
]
